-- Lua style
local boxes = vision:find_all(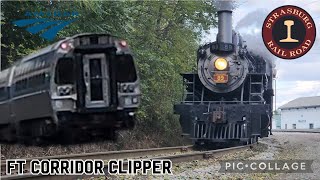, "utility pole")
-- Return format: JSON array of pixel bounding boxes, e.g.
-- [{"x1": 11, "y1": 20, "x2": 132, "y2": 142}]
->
[{"x1": 274, "y1": 77, "x2": 277, "y2": 110}]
